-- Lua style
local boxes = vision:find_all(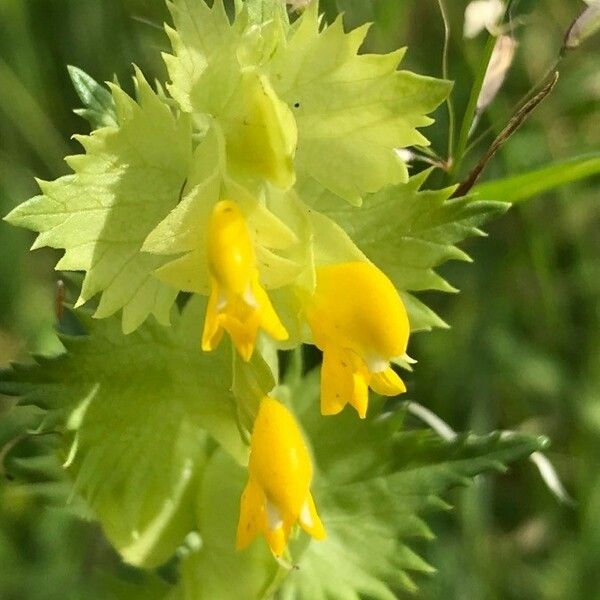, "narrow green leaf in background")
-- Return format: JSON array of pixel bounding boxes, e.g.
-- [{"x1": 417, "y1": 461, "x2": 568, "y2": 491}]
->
[{"x1": 473, "y1": 153, "x2": 600, "y2": 203}]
